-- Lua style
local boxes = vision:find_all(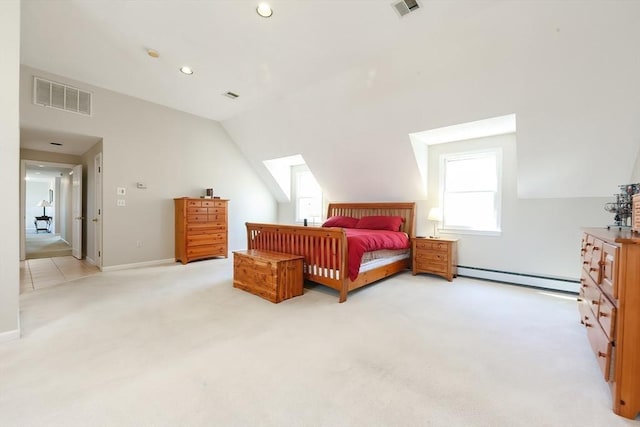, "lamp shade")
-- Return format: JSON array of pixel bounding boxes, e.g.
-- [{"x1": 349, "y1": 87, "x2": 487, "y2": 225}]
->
[
  {"x1": 427, "y1": 207, "x2": 442, "y2": 222},
  {"x1": 36, "y1": 200, "x2": 51, "y2": 208}
]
